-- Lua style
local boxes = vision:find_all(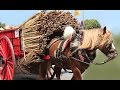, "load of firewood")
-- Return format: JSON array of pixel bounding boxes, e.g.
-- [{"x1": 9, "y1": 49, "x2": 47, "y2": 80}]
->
[{"x1": 19, "y1": 10, "x2": 81, "y2": 53}]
